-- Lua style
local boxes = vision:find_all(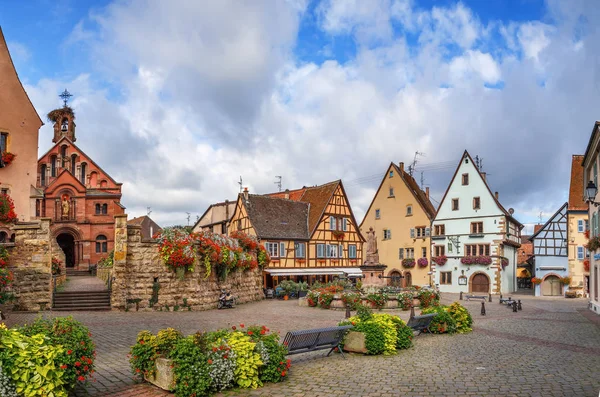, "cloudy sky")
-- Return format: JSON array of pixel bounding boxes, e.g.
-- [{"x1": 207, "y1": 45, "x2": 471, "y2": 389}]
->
[{"x1": 1, "y1": 0, "x2": 599, "y2": 232}]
